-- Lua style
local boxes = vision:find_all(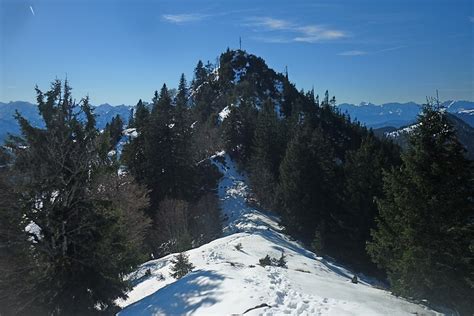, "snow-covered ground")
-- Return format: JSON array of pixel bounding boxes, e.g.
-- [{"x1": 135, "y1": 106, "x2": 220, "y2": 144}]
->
[{"x1": 117, "y1": 153, "x2": 442, "y2": 316}]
